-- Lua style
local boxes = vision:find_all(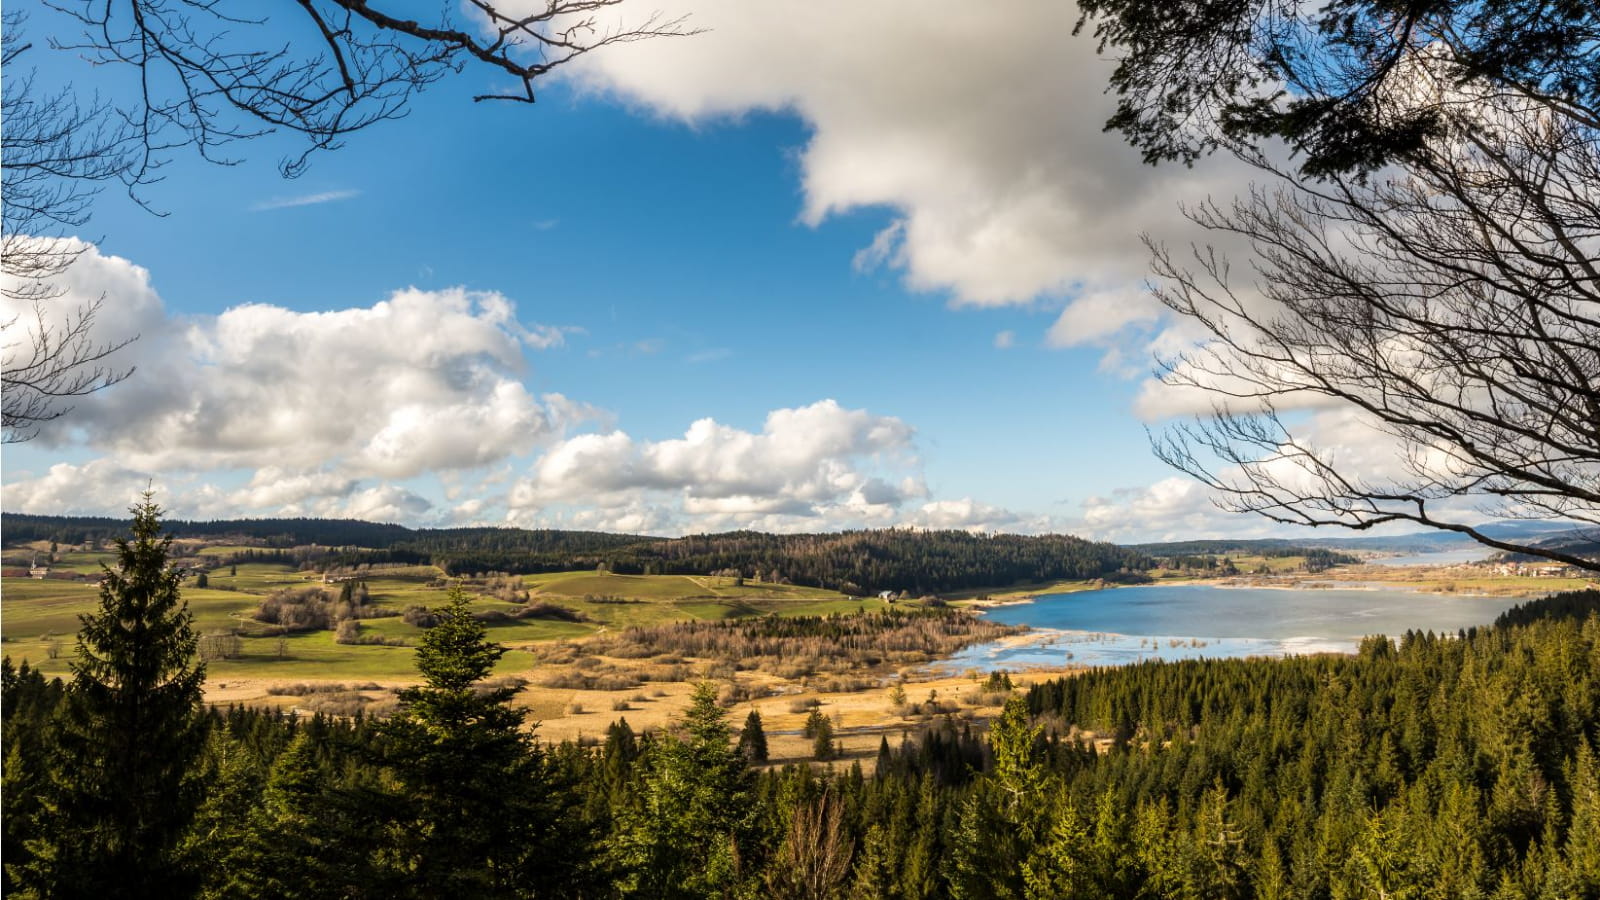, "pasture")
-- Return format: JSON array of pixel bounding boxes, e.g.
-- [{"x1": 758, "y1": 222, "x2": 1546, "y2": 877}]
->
[{"x1": 0, "y1": 551, "x2": 882, "y2": 682}]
